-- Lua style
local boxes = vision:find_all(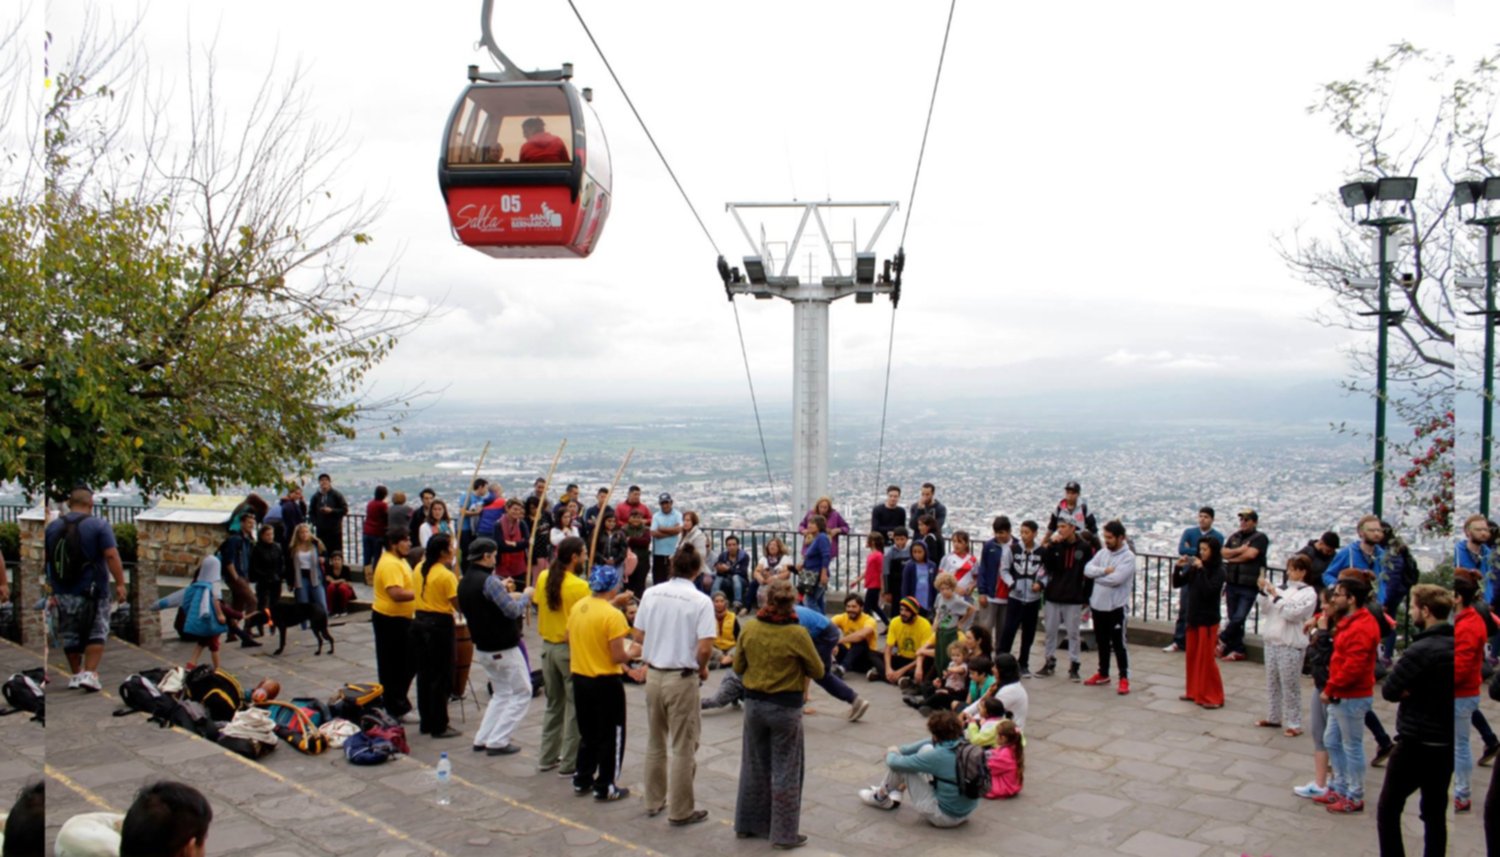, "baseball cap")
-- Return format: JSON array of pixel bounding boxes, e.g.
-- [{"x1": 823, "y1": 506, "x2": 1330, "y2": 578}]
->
[
  {"x1": 589, "y1": 564, "x2": 622, "y2": 592},
  {"x1": 1237, "y1": 508, "x2": 1258, "y2": 521},
  {"x1": 658, "y1": 492, "x2": 673, "y2": 504},
  {"x1": 1064, "y1": 481, "x2": 1081, "y2": 492},
  {"x1": 468, "y1": 538, "x2": 499, "y2": 557}
]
